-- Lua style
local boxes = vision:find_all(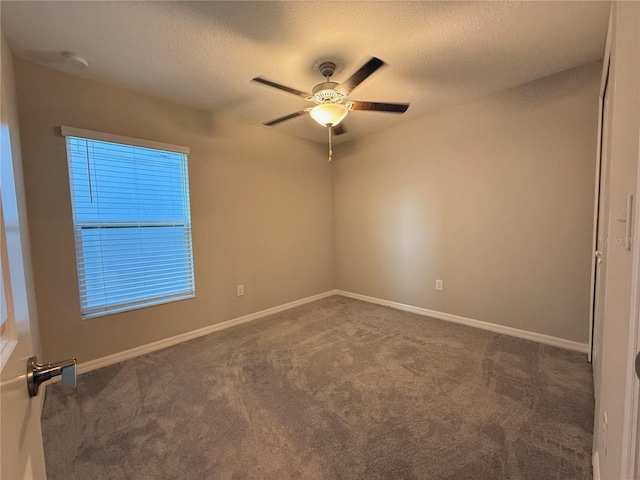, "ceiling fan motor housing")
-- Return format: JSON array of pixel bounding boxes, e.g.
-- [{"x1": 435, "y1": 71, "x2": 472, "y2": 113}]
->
[{"x1": 311, "y1": 81, "x2": 348, "y2": 105}]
